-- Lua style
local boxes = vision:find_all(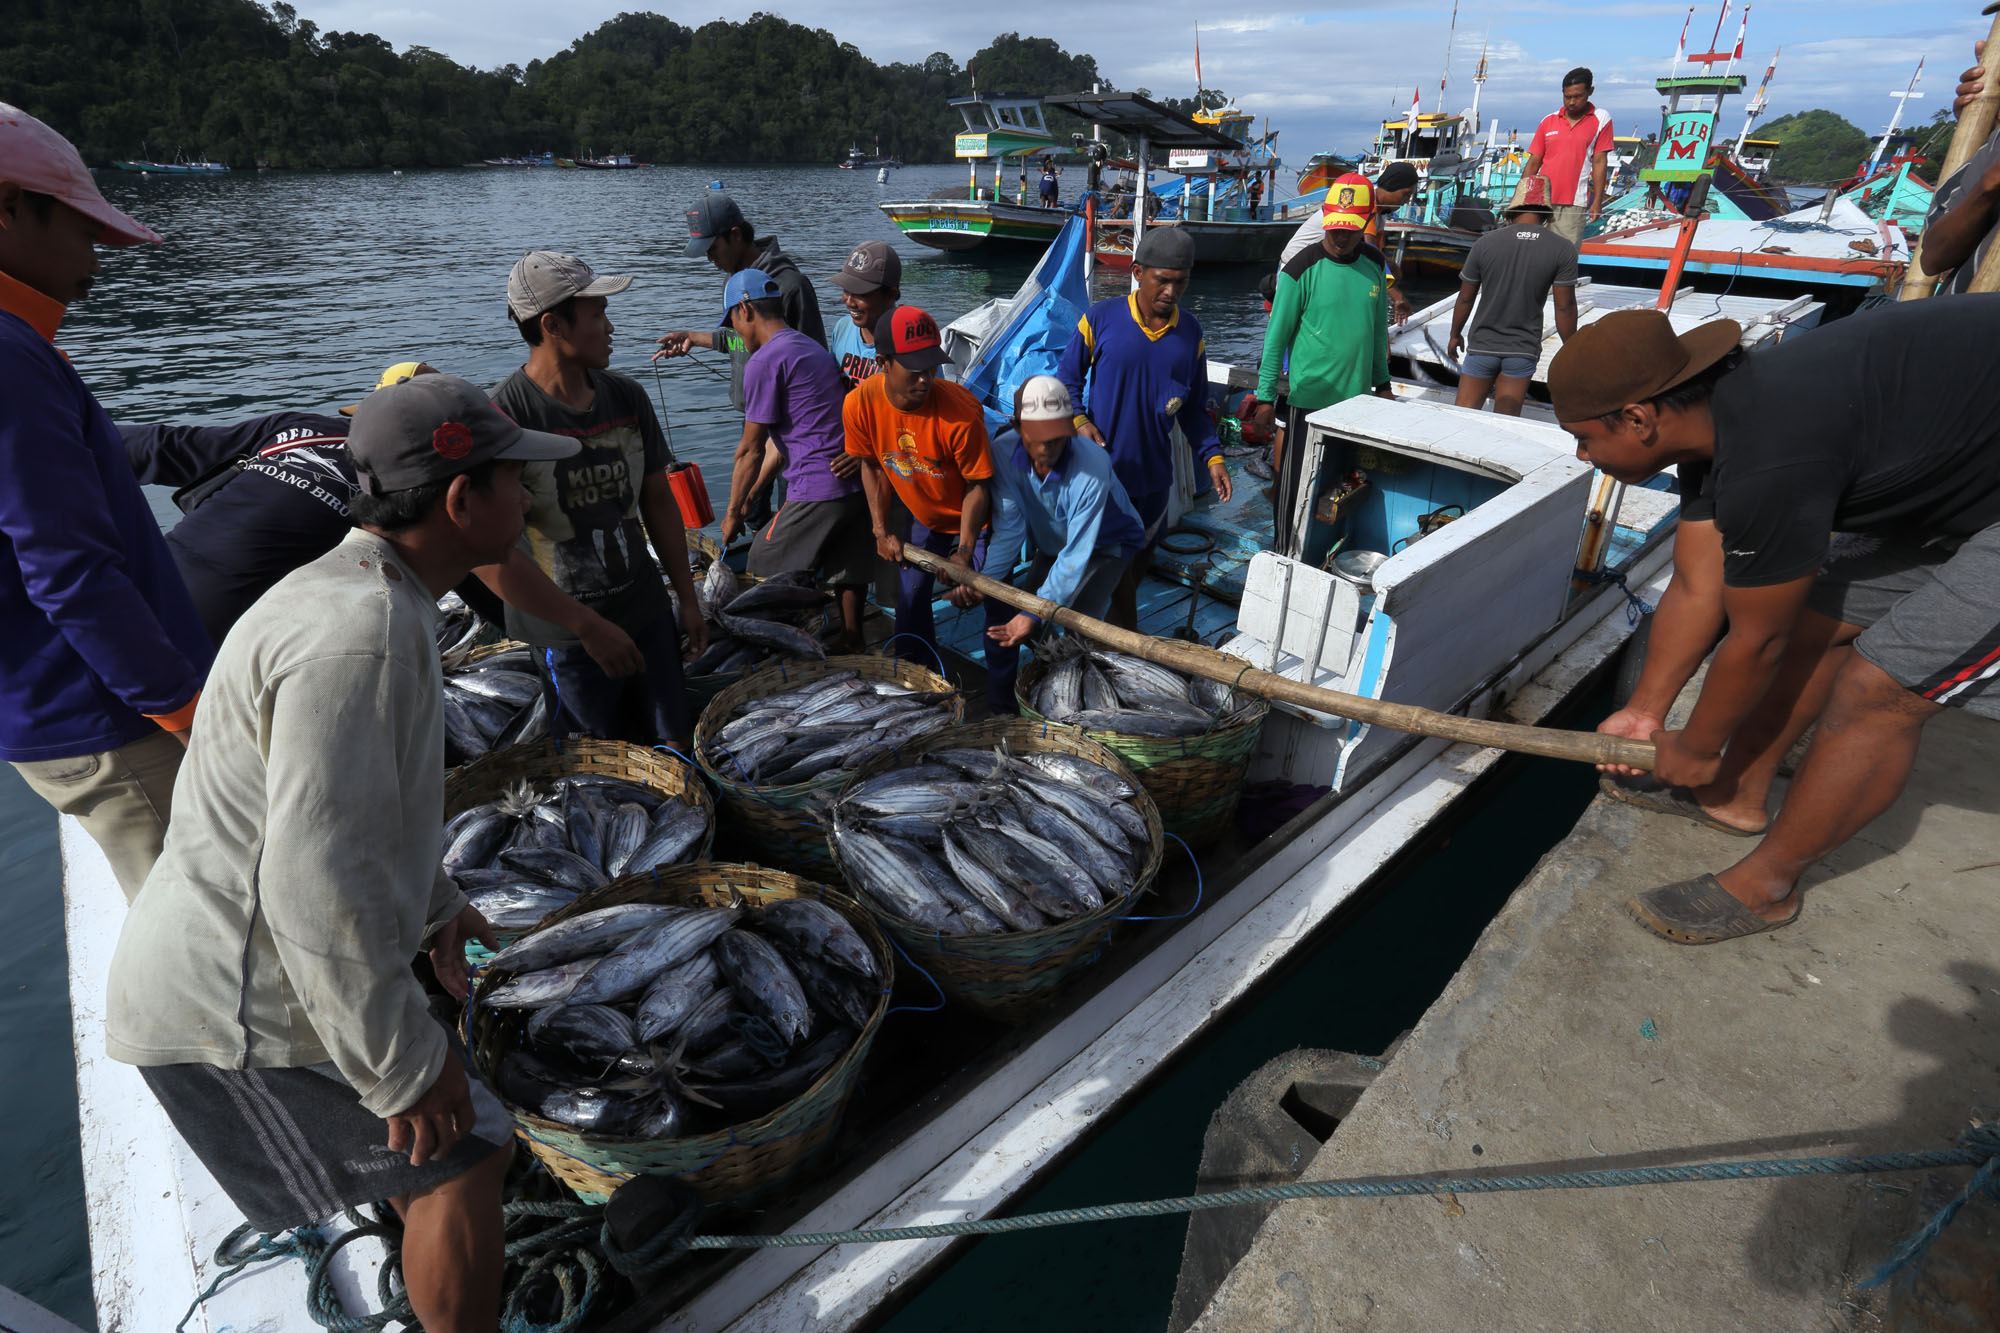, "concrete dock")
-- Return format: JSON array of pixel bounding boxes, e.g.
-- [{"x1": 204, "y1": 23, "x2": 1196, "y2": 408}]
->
[{"x1": 1186, "y1": 707, "x2": 2000, "y2": 1331}]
